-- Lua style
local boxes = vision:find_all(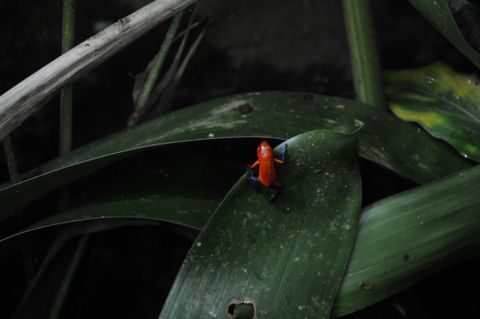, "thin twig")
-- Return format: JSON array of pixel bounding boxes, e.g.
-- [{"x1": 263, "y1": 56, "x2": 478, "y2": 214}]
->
[
  {"x1": 2, "y1": 136, "x2": 19, "y2": 182},
  {"x1": 138, "y1": 10, "x2": 202, "y2": 123},
  {"x1": 127, "y1": 11, "x2": 184, "y2": 127},
  {"x1": 173, "y1": 19, "x2": 203, "y2": 41},
  {"x1": 132, "y1": 34, "x2": 187, "y2": 123},
  {"x1": 152, "y1": 25, "x2": 206, "y2": 116},
  {"x1": 48, "y1": 235, "x2": 89, "y2": 319},
  {"x1": 0, "y1": 0, "x2": 195, "y2": 141}
]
